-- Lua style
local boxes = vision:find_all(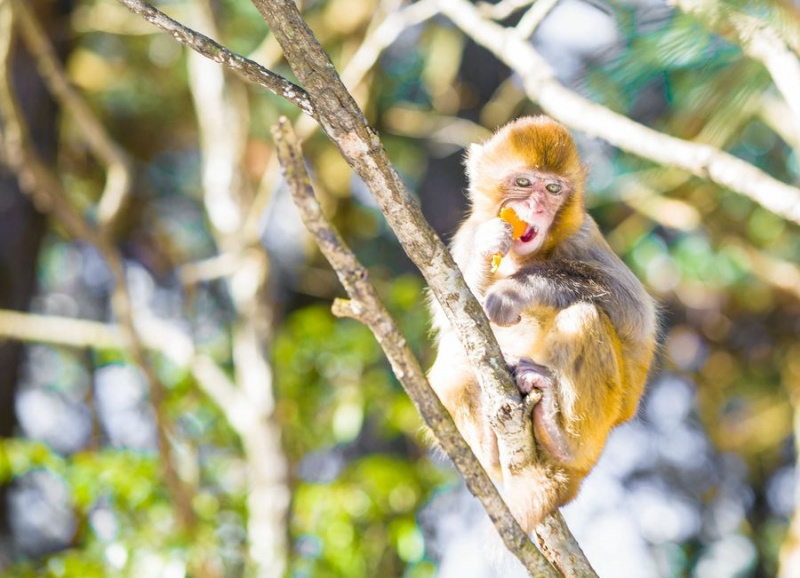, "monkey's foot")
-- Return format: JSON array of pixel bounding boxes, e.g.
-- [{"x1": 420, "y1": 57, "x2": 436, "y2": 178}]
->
[{"x1": 513, "y1": 358, "x2": 553, "y2": 395}]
